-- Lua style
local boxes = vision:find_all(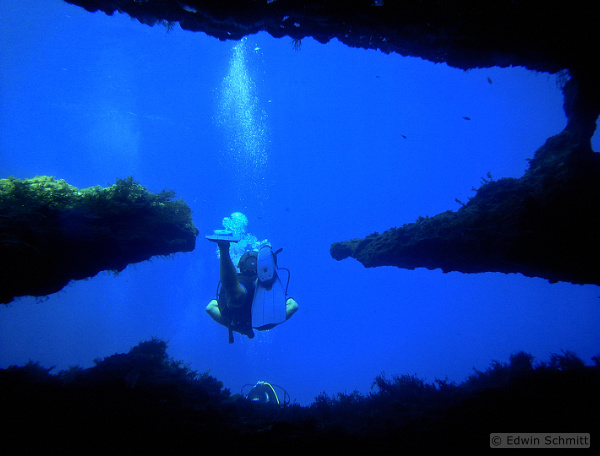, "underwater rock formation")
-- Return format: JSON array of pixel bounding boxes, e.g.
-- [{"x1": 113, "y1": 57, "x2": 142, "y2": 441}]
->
[
  {"x1": 331, "y1": 77, "x2": 600, "y2": 285},
  {"x1": 2, "y1": 339, "x2": 598, "y2": 452},
  {"x1": 63, "y1": 1, "x2": 596, "y2": 77},
  {"x1": 0, "y1": 176, "x2": 198, "y2": 304},
  {"x1": 63, "y1": 1, "x2": 600, "y2": 284}
]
